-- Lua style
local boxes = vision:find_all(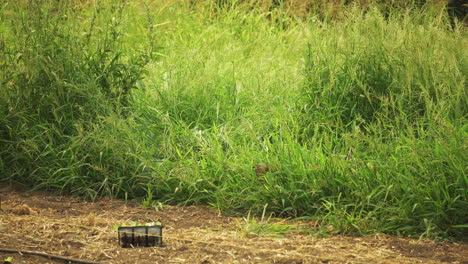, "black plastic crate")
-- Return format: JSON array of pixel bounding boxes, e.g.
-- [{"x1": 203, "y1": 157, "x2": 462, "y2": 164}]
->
[{"x1": 118, "y1": 224, "x2": 163, "y2": 248}]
